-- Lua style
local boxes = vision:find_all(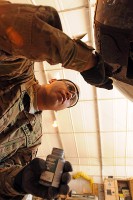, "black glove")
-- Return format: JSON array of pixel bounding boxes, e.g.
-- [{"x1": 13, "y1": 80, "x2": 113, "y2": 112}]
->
[
  {"x1": 80, "y1": 52, "x2": 113, "y2": 90},
  {"x1": 14, "y1": 158, "x2": 72, "y2": 199}
]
